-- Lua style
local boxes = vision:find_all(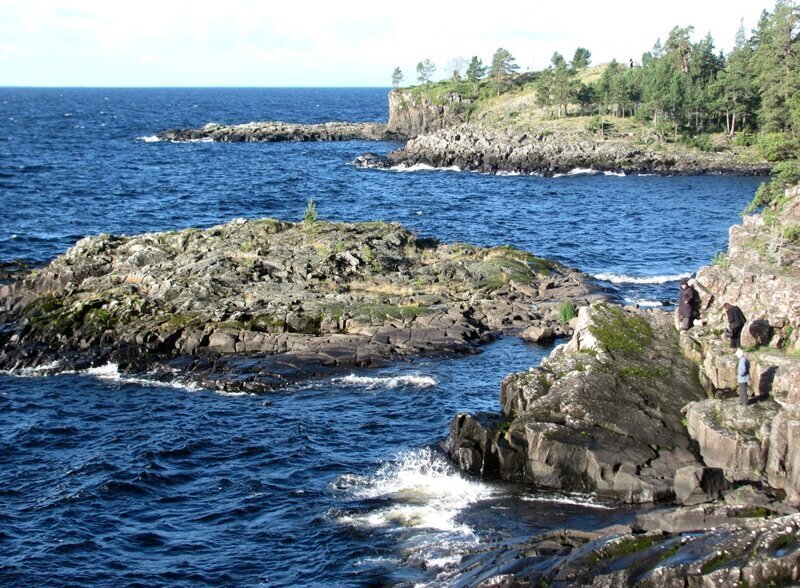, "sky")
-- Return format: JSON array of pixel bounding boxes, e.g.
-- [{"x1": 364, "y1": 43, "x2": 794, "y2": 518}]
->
[{"x1": 0, "y1": 0, "x2": 774, "y2": 87}]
